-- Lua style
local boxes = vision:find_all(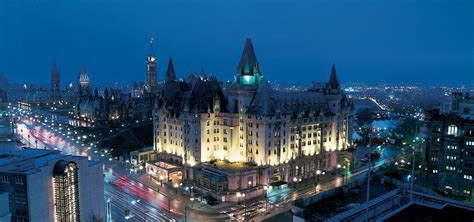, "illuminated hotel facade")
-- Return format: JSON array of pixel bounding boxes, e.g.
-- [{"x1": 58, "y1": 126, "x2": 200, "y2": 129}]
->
[
  {"x1": 152, "y1": 39, "x2": 353, "y2": 199},
  {"x1": 0, "y1": 149, "x2": 104, "y2": 222}
]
